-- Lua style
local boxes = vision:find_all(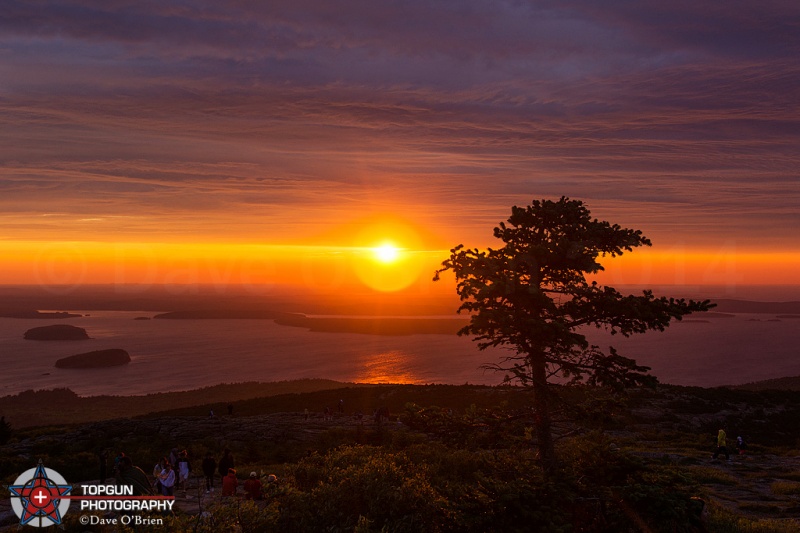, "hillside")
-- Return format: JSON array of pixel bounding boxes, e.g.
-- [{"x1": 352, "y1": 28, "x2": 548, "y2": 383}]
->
[{"x1": 0, "y1": 380, "x2": 359, "y2": 428}]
